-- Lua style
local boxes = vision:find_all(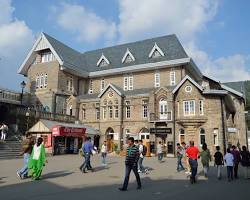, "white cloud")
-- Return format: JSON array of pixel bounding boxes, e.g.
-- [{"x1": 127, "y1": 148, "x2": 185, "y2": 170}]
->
[
  {"x1": 53, "y1": 3, "x2": 117, "y2": 43},
  {"x1": 0, "y1": 0, "x2": 34, "y2": 90}
]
